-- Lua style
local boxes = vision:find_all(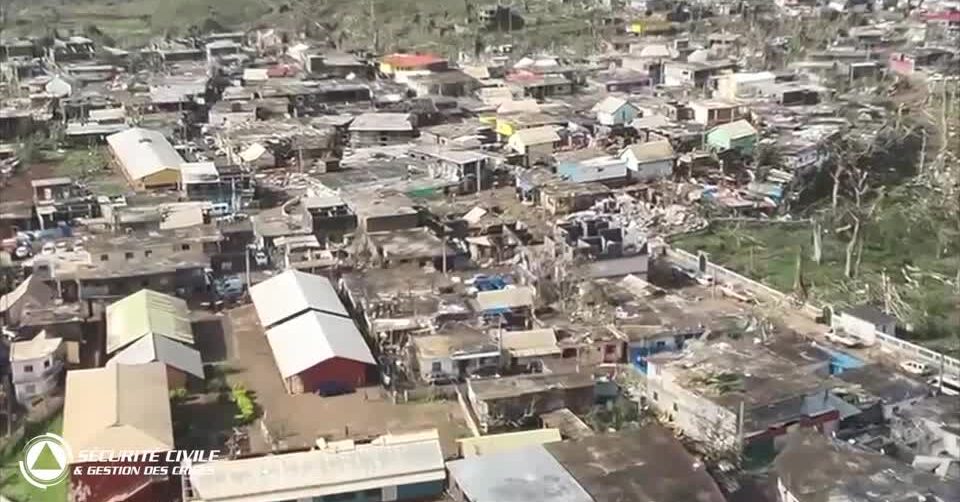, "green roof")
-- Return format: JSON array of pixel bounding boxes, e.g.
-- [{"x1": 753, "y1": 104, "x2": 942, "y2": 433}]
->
[{"x1": 106, "y1": 289, "x2": 193, "y2": 354}]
